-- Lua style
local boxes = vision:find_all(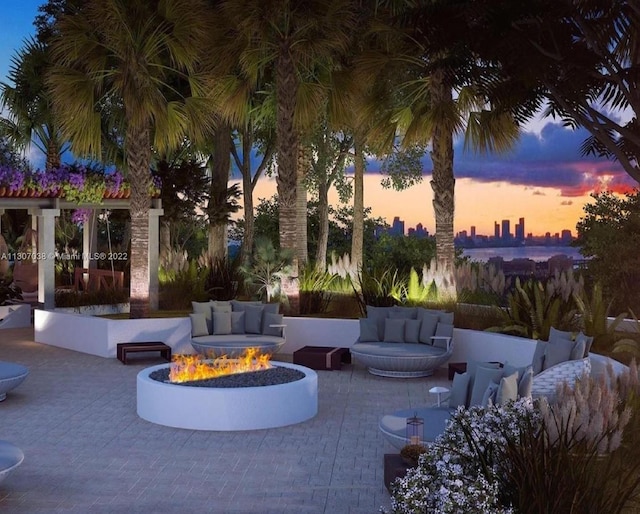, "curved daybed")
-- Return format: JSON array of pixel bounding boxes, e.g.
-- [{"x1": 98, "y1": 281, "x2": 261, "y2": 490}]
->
[
  {"x1": 379, "y1": 327, "x2": 597, "y2": 448},
  {"x1": 189, "y1": 300, "x2": 285, "y2": 357},
  {"x1": 350, "y1": 305, "x2": 454, "y2": 378}
]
